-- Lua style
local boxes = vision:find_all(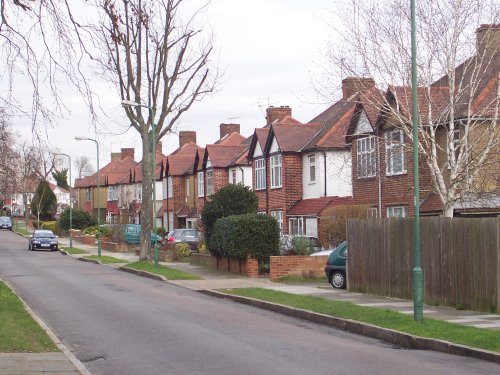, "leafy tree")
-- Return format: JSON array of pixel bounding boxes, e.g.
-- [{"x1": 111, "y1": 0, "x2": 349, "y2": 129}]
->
[
  {"x1": 52, "y1": 169, "x2": 69, "y2": 190},
  {"x1": 200, "y1": 184, "x2": 259, "y2": 254},
  {"x1": 59, "y1": 208, "x2": 97, "y2": 231},
  {"x1": 31, "y1": 180, "x2": 57, "y2": 223}
]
